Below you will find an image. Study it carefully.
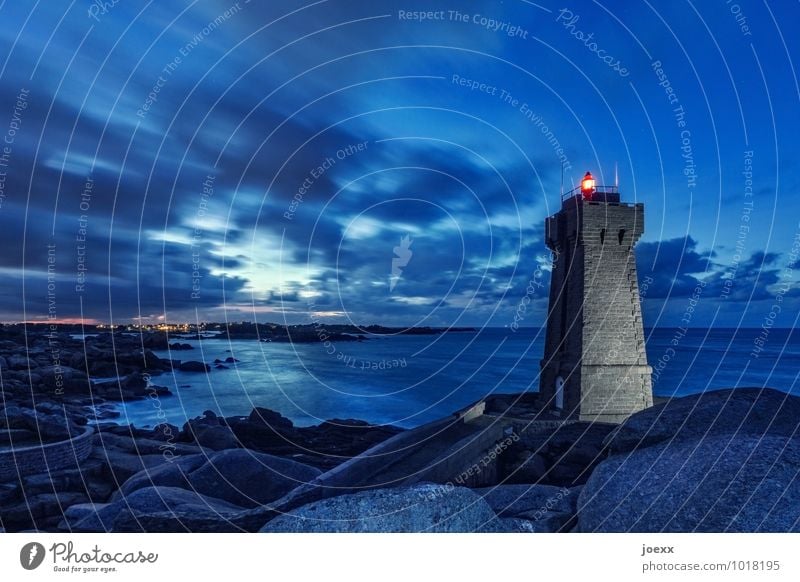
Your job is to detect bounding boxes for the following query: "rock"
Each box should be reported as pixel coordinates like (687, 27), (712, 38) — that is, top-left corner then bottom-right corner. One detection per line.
(0, 482), (19, 505)
(118, 449), (320, 509)
(37, 365), (90, 393)
(93, 447), (173, 484)
(248, 407), (294, 431)
(6, 354), (37, 370)
(192, 424), (238, 450)
(0, 492), (88, 525)
(169, 343), (193, 350)
(181, 411), (238, 450)
(72, 486), (243, 532)
(474, 484), (576, 518)
(142, 334), (169, 350)
(21, 459), (105, 496)
(505, 452), (547, 484)
(115, 455), (208, 500)
(61, 503), (114, 531)
(261, 483), (499, 533)
(186, 449), (321, 508)
(606, 388), (800, 454)
(0, 428), (38, 446)
(485, 516), (559, 532)
(224, 357), (239, 363)
(179, 361), (210, 372)
(578, 435), (800, 532)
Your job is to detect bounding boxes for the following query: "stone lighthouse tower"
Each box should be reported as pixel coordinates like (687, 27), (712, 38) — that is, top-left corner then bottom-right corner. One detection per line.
(539, 171), (653, 423)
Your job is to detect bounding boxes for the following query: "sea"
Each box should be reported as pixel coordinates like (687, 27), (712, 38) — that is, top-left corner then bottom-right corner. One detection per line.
(116, 327), (800, 430)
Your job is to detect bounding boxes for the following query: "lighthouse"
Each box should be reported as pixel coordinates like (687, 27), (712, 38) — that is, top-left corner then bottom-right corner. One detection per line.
(539, 171), (653, 423)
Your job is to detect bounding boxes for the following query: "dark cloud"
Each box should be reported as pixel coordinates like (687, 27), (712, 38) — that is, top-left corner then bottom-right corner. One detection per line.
(0, 0), (797, 326)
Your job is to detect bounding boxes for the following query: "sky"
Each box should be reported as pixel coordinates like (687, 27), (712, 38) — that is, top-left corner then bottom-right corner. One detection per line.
(0, 0), (798, 328)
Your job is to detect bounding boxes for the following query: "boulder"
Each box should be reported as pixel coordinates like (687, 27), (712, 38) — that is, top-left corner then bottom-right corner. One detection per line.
(504, 452), (547, 484)
(261, 483), (498, 533)
(0, 492), (88, 525)
(72, 486), (243, 532)
(474, 484), (577, 518)
(248, 407), (294, 432)
(606, 388), (800, 454)
(61, 502), (114, 531)
(193, 424), (238, 450)
(182, 411), (239, 450)
(37, 365), (90, 393)
(114, 454), (208, 501)
(185, 449), (321, 508)
(179, 361), (210, 372)
(93, 446), (173, 484)
(6, 354), (37, 370)
(578, 434), (800, 532)
(169, 343), (193, 350)
(118, 449), (320, 508)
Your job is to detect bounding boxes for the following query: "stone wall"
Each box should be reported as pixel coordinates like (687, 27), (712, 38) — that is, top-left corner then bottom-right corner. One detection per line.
(0, 425), (94, 480)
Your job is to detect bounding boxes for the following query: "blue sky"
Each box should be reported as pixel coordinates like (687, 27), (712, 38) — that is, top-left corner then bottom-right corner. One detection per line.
(0, 0), (797, 327)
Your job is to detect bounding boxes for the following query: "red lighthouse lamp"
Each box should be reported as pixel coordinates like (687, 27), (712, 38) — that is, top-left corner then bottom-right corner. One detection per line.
(580, 171), (596, 198)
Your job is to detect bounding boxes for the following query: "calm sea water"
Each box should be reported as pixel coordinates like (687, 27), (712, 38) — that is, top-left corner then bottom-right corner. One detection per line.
(118, 327), (800, 430)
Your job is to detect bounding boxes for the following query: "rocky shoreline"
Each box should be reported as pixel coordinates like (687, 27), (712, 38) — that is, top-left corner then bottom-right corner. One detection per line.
(1, 325), (799, 533)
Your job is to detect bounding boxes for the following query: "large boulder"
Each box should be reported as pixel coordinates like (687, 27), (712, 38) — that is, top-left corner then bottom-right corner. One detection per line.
(70, 486), (243, 532)
(179, 361), (210, 372)
(187, 449), (321, 508)
(578, 434), (800, 532)
(473, 484), (578, 532)
(193, 424), (238, 450)
(606, 388), (800, 454)
(474, 484), (577, 518)
(260, 483), (498, 533)
(114, 454), (207, 500)
(181, 410), (239, 450)
(118, 449), (321, 508)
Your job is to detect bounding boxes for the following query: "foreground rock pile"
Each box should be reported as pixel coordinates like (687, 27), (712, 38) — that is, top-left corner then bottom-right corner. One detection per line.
(3, 371), (799, 532)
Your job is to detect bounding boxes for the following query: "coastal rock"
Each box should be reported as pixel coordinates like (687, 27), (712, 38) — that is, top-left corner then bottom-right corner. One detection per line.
(61, 502), (114, 531)
(186, 449), (321, 508)
(474, 484), (577, 518)
(71, 486), (243, 532)
(169, 343), (193, 350)
(91, 445), (173, 484)
(178, 361), (210, 373)
(578, 434), (800, 532)
(37, 365), (90, 393)
(6, 354), (38, 370)
(605, 388), (800, 454)
(141, 334), (170, 350)
(118, 449), (320, 509)
(0, 492), (88, 525)
(248, 407), (294, 431)
(0, 405), (80, 440)
(504, 452), (547, 484)
(261, 483), (498, 533)
(192, 424), (238, 450)
(115, 454), (207, 500)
